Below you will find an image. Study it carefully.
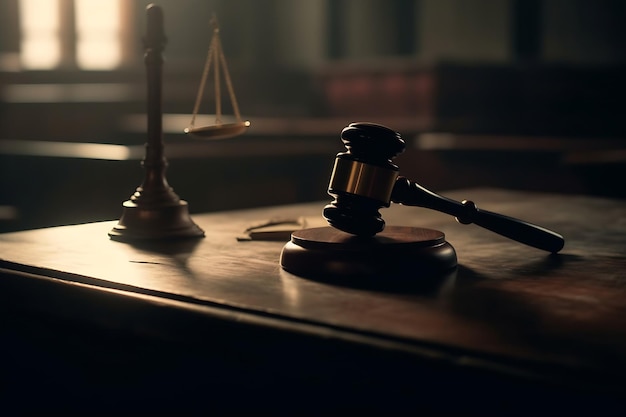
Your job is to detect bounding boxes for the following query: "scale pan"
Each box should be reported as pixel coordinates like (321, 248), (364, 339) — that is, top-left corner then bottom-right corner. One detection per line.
(184, 120), (250, 140)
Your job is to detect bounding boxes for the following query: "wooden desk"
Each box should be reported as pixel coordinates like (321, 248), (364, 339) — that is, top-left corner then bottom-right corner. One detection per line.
(1, 188), (625, 415)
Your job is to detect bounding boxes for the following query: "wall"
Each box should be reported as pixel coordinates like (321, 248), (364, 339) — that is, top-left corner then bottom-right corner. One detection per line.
(1, 0), (625, 232)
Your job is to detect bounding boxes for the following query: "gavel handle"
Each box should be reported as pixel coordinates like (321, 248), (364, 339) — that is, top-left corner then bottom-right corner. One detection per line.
(391, 177), (564, 253)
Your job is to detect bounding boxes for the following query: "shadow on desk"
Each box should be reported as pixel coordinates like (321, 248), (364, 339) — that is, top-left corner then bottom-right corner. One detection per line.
(1, 266), (624, 416)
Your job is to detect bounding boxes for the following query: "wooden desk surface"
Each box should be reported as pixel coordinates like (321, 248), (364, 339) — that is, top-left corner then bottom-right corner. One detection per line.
(1, 188), (625, 415)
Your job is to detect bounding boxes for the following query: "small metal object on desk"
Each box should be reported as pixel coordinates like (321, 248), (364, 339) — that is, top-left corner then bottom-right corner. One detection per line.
(237, 217), (308, 241)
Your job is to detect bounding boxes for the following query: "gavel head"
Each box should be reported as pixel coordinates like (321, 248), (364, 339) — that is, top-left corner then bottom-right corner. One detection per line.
(323, 122), (406, 236)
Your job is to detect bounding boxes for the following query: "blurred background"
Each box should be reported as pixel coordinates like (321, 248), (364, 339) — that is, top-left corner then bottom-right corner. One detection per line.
(1, 0), (625, 232)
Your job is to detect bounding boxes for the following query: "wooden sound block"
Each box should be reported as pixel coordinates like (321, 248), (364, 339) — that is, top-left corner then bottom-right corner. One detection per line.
(280, 226), (457, 291)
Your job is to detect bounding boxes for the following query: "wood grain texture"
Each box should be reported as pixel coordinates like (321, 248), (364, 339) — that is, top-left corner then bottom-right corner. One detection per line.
(1, 188), (625, 407)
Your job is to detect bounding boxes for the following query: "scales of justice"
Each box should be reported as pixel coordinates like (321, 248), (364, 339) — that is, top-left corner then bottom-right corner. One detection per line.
(109, 5), (248, 241)
(184, 13), (250, 139)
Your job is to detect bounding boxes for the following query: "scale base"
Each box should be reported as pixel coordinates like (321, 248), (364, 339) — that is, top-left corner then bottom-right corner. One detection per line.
(280, 226), (457, 291)
(108, 200), (205, 242)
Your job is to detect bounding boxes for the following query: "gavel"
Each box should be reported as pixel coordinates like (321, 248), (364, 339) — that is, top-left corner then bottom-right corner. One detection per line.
(322, 122), (564, 253)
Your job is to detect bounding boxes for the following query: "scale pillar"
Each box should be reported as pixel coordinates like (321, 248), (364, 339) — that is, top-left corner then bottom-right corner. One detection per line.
(109, 4), (204, 241)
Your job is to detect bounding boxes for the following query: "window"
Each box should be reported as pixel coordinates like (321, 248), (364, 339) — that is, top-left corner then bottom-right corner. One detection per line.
(74, 0), (122, 69)
(18, 0), (61, 69)
(18, 0), (125, 70)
